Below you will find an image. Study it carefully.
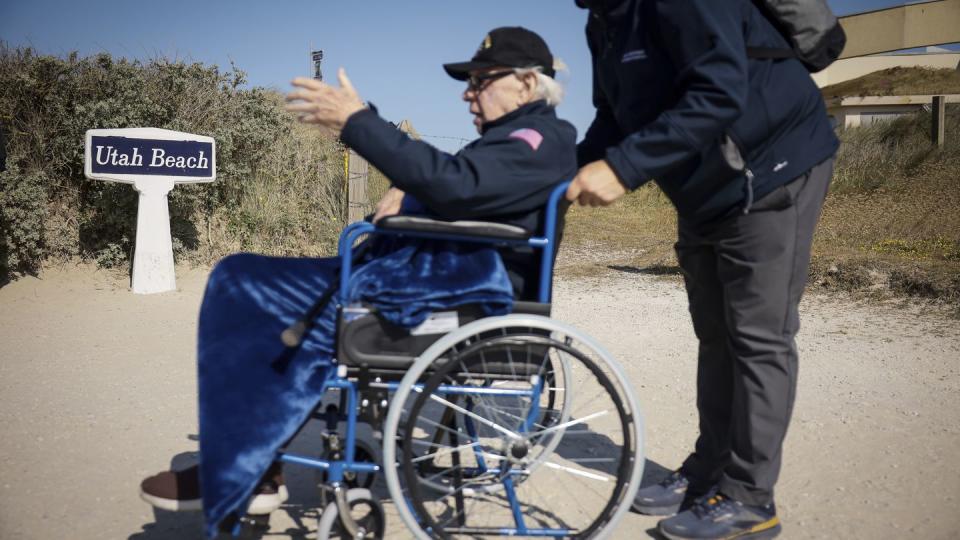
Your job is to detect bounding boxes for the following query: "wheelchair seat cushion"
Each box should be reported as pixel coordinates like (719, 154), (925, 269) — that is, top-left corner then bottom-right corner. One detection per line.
(337, 301), (551, 373)
(377, 215), (530, 240)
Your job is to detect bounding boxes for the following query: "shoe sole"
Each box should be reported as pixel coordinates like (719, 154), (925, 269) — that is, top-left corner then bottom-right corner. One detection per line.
(659, 522), (782, 540)
(631, 501), (681, 516)
(139, 490), (202, 512)
(246, 486), (289, 515)
(139, 485), (289, 515)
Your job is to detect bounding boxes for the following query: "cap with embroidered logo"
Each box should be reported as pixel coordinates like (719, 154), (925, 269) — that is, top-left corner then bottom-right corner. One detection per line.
(443, 26), (556, 81)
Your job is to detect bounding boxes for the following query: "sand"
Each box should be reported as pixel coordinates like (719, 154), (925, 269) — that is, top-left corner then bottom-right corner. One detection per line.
(1, 263), (958, 539)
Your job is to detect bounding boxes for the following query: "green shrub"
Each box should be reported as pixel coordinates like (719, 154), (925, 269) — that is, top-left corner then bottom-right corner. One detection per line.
(0, 46), (346, 281)
(0, 163), (48, 275)
(93, 240), (129, 269)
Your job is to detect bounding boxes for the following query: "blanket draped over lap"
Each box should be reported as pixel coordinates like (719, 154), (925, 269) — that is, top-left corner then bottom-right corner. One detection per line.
(196, 238), (514, 536)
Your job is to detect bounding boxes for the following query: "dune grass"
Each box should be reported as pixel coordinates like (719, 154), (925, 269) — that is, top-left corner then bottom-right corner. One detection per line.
(559, 107), (960, 305)
(820, 67), (960, 99)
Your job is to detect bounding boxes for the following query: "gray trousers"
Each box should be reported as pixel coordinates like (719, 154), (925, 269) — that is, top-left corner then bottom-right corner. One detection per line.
(677, 157), (834, 506)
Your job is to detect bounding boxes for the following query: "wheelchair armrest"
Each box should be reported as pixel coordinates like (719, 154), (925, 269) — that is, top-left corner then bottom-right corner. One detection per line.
(376, 215), (531, 241)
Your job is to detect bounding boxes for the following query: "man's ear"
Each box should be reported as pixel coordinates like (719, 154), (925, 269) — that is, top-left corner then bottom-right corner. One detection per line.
(521, 72), (539, 103)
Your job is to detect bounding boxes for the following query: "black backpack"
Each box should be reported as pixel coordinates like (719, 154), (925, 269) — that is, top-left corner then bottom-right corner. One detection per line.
(748, 0), (847, 73)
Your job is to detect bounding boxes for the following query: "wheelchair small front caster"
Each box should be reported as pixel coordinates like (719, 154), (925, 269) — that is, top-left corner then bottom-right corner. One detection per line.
(243, 513), (271, 530)
(316, 437), (378, 498)
(222, 512), (271, 537)
(316, 488), (385, 539)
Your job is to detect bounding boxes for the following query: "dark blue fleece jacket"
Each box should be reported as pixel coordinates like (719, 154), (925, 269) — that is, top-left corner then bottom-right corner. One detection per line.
(340, 99), (577, 297)
(577, 0), (838, 224)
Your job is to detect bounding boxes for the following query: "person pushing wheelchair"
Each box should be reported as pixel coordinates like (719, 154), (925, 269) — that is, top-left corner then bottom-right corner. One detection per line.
(567, 1), (841, 538)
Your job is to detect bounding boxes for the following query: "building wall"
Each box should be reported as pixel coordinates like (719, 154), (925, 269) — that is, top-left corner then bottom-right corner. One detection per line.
(813, 53), (960, 88)
(829, 104), (925, 129)
(837, 0), (960, 58)
(827, 95), (960, 129)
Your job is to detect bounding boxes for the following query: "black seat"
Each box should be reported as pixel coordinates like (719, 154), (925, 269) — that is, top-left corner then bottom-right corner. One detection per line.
(336, 301), (550, 375)
(376, 215), (530, 241)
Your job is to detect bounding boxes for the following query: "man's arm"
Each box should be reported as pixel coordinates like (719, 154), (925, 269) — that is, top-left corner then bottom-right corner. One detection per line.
(286, 68), (567, 220)
(603, 0), (749, 190)
(341, 109), (560, 221)
(576, 22), (623, 167)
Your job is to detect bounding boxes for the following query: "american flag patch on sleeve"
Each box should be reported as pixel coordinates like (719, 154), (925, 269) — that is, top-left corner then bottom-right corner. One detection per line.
(508, 128), (544, 151)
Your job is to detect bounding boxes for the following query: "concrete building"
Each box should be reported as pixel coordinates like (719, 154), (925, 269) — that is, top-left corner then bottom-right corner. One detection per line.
(825, 93), (959, 129)
(818, 64), (960, 129)
(812, 51), (960, 88)
(835, 0), (960, 59)
(813, 0), (960, 129)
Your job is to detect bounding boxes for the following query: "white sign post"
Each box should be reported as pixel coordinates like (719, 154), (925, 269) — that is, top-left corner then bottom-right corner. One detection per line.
(84, 128), (216, 294)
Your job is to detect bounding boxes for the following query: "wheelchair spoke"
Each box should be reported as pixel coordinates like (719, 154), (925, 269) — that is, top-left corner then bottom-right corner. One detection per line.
(411, 414), (463, 440)
(539, 461), (610, 482)
(469, 401), (561, 433)
(522, 409), (609, 439)
(426, 392), (521, 440)
(410, 440), (482, 464)
(469, 350), (525, 433)
(564, 457), (617, 463)
(429, 471), (498, 504)
(416, 463), (465, 488)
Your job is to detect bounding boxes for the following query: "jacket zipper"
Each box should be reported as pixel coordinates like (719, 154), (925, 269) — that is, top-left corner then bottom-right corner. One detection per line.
(742, 168), (755, 215)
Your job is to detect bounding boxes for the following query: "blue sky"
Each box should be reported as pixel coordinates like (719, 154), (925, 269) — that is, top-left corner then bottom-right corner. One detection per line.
(1, 1), (953, 151)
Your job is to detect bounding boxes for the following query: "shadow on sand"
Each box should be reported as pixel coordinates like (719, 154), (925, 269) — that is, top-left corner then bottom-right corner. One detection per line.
(607, 264), (682, 276)
(131, 414), (679, 538)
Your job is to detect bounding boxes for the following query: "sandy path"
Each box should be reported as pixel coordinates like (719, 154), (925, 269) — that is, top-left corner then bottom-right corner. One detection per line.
(0, 264), (958, 539)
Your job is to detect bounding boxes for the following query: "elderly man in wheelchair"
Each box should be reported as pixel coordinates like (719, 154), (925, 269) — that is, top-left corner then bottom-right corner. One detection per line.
(139, 27), (643, 538)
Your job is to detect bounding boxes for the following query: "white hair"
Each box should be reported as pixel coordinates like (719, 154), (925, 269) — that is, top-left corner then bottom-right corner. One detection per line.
(513, 59), (567, 106)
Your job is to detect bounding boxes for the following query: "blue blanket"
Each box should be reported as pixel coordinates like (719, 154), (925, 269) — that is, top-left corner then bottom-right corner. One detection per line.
(196, 239), (514, 536)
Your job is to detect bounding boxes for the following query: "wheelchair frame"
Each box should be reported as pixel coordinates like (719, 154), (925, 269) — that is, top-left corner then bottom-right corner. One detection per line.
(239, 182), (643, 539)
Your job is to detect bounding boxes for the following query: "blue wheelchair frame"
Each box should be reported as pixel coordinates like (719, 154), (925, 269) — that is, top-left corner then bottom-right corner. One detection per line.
(263, 181), (571, 537)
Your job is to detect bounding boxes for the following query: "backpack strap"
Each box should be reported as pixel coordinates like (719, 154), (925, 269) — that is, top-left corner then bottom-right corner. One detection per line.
(746, 46), (795, 60)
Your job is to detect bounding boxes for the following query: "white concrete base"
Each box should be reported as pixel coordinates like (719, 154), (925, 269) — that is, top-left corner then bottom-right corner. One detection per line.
(131, 179), (176, 294)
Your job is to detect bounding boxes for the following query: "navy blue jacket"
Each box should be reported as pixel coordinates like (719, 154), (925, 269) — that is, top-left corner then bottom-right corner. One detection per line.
(577, 0), (839, 224)
(341, 100), (578, 298)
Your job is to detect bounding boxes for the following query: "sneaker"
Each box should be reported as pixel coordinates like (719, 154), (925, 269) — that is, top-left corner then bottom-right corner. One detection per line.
(140, 465), (202, 512)
(246, 463), (288, 515)
(139, 463), (289, 514)
(632, 470), (690, 516)
(657, 493), (781, 540)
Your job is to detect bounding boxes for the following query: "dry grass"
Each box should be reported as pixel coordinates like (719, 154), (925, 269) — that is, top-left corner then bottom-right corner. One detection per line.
(186, 122), (347, 262)
(558, 183), (679, 278)
(820, 67), (960, 99)
(561, 107), (960, 306)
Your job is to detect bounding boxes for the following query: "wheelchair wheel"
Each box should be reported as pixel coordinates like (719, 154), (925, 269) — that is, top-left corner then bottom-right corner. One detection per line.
(383, 315), (644, 539)
(316, 488), (385, 540)
(403, 339), (572, 497)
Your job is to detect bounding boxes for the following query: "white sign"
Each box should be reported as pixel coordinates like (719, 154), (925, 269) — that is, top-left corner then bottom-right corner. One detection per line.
(84, 128), (216, 294)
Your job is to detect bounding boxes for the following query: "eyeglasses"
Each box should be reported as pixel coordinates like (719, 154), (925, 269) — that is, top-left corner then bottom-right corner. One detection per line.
(467, 70), (514, 92)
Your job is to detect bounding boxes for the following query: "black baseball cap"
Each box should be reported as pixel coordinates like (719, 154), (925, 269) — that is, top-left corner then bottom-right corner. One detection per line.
(443, 27), (556, 81)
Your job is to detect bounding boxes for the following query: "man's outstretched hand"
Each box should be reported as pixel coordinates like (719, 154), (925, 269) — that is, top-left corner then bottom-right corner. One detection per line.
(566, 160), (627, 207)
(285, 68), (366, 133)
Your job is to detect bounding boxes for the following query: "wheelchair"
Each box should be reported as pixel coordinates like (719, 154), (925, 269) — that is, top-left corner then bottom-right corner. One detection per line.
(248, 182), (645, 539)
